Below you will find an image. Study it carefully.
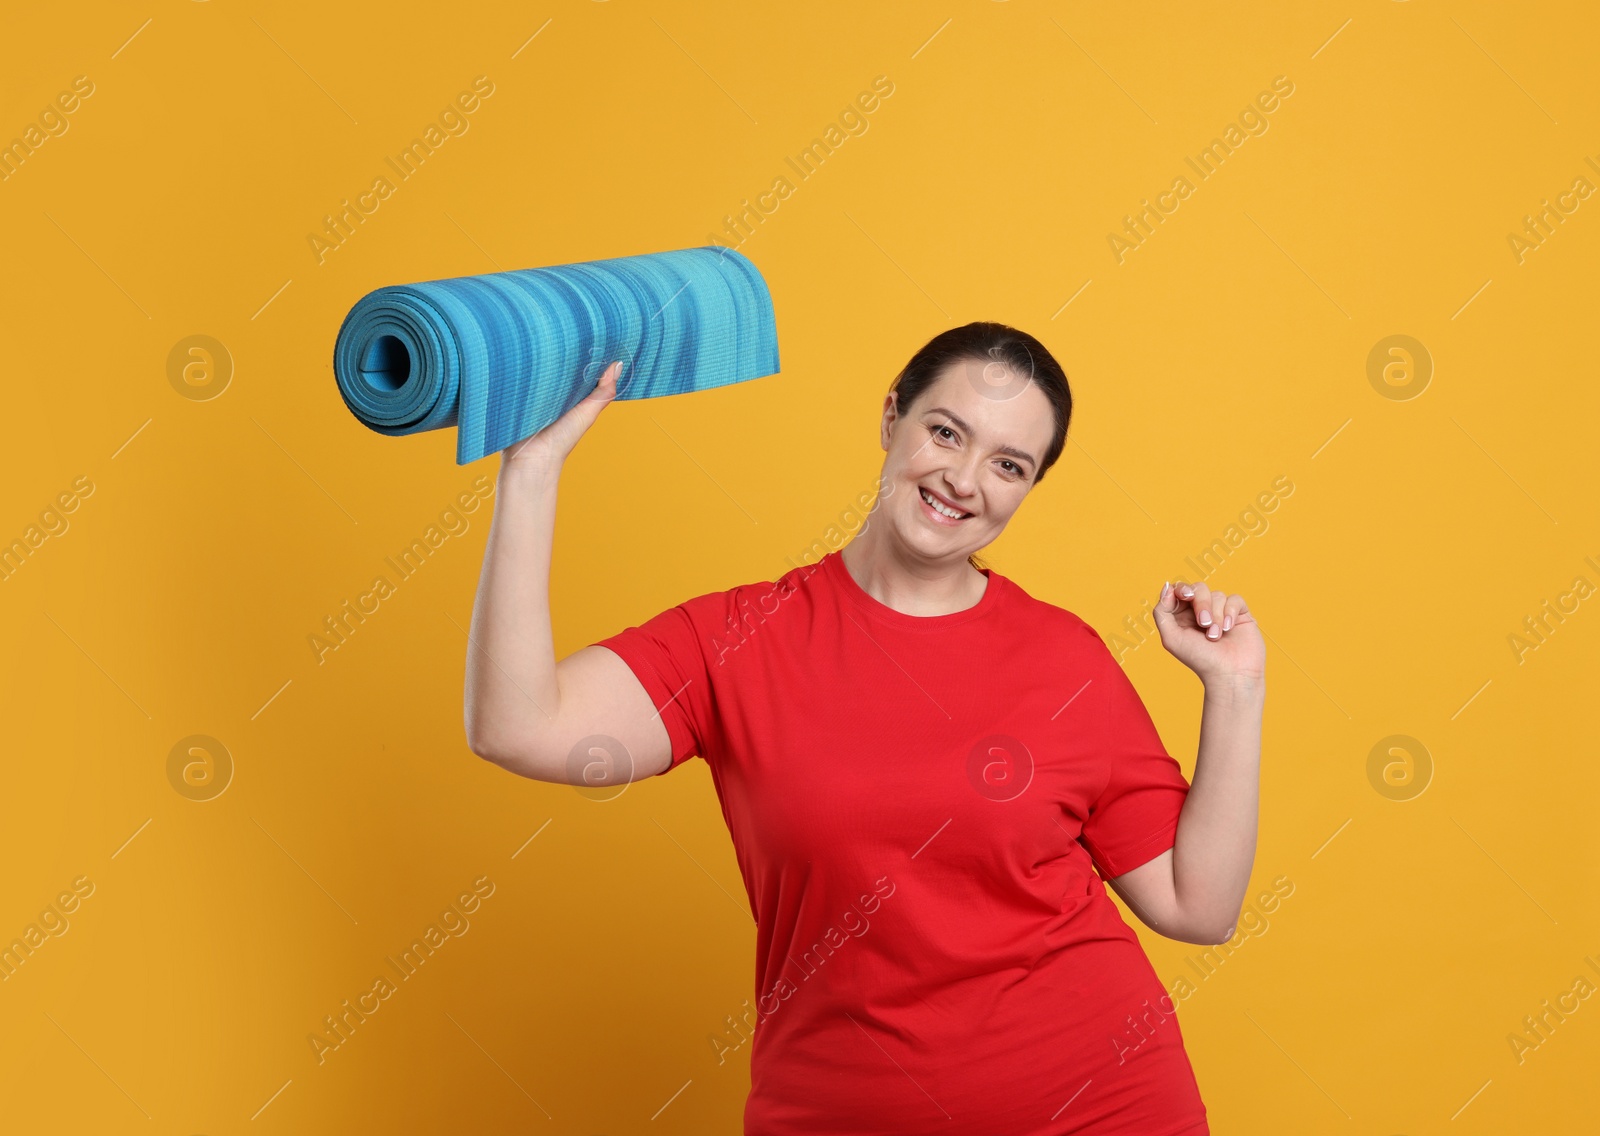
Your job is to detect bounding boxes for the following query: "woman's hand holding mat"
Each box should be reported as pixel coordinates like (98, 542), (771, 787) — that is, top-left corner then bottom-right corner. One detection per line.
(500, 360), (621, 482)
(464, 355), (674, 783)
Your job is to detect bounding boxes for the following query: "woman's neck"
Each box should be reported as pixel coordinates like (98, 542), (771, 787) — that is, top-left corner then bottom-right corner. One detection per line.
(838, 533), (988, 617)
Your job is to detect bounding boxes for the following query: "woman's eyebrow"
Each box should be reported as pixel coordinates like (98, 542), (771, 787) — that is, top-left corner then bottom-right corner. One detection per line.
(923, 407), (1038, 467)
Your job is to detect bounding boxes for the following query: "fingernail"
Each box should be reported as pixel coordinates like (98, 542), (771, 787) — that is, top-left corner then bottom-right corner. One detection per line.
(1198, 610), (1211, 627)
(1182, 586), (1194, 599)
(1223, 615), (1232, 631)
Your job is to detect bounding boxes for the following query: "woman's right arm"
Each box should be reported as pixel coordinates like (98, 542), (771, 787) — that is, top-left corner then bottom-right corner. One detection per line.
(463, 361), (673, 784)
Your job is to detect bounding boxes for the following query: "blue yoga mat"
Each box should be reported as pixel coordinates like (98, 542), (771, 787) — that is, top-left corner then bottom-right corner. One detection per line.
(332, 245), (779, 464)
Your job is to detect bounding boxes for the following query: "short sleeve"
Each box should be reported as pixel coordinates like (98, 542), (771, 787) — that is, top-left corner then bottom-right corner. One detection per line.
(591, 592), (723, 776)
(1075, 624), (1192, 880)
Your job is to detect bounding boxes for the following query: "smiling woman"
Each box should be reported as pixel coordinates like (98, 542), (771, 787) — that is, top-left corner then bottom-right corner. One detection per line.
(465, 320), (1260, 1135)
(871, 322), (1073, 575)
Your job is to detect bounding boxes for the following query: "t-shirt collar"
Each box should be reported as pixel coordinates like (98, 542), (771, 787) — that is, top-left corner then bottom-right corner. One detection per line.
(822, 547), (1005, 630)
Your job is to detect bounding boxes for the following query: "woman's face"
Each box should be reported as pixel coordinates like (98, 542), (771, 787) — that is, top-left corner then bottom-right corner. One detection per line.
(873, 357), (1057, 565)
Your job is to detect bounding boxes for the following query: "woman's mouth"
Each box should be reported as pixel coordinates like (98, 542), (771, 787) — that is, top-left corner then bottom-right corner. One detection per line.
(919, 487), (973, 524)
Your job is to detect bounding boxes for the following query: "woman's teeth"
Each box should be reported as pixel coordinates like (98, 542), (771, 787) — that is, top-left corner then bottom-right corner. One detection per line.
(921, 488), (970, 519)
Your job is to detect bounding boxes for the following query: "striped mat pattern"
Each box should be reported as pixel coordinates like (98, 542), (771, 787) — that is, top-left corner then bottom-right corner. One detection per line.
(332, 245), (780, 464)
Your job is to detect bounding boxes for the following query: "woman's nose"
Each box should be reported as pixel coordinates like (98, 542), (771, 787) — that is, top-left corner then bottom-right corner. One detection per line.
(947, 480), (975, 500)
(942, 463), (979, 498)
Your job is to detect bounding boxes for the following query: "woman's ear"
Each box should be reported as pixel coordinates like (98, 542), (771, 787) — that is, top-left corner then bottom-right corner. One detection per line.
(880, 390), (898, 451)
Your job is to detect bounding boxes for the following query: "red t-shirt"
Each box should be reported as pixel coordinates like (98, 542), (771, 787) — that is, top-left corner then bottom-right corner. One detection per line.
(594, 549), (1208, 1136)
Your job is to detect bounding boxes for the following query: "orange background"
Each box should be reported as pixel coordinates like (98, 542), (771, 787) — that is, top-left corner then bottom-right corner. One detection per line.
(1, 1), (1596, 1132)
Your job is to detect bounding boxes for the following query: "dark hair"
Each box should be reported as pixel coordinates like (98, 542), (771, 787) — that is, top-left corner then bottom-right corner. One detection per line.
(887, 322), (1073, 571)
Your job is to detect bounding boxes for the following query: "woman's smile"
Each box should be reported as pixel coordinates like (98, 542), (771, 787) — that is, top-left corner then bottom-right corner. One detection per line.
(918, 485), (974, 524)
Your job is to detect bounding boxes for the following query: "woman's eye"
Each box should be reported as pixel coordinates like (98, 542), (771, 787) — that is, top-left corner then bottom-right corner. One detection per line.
(927, 424), (1024, 478)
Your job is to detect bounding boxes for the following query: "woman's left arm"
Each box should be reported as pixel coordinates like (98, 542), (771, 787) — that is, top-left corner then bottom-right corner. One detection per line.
(1107, 580), (1266, 945)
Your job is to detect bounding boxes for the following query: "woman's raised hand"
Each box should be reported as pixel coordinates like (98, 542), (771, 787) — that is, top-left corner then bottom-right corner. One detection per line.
(500, 360), (623, 479)
(1152, 579), (1266, 686)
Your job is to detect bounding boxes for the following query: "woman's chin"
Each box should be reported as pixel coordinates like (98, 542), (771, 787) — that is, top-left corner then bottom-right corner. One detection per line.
(895, 516), (976, 559)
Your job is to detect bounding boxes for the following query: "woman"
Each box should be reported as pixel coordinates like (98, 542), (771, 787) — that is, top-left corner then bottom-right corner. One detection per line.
(464, 322), (1266, 1135)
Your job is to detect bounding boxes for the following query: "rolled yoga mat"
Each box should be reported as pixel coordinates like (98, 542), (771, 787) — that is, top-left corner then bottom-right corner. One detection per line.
(332, 245), (779, 464)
